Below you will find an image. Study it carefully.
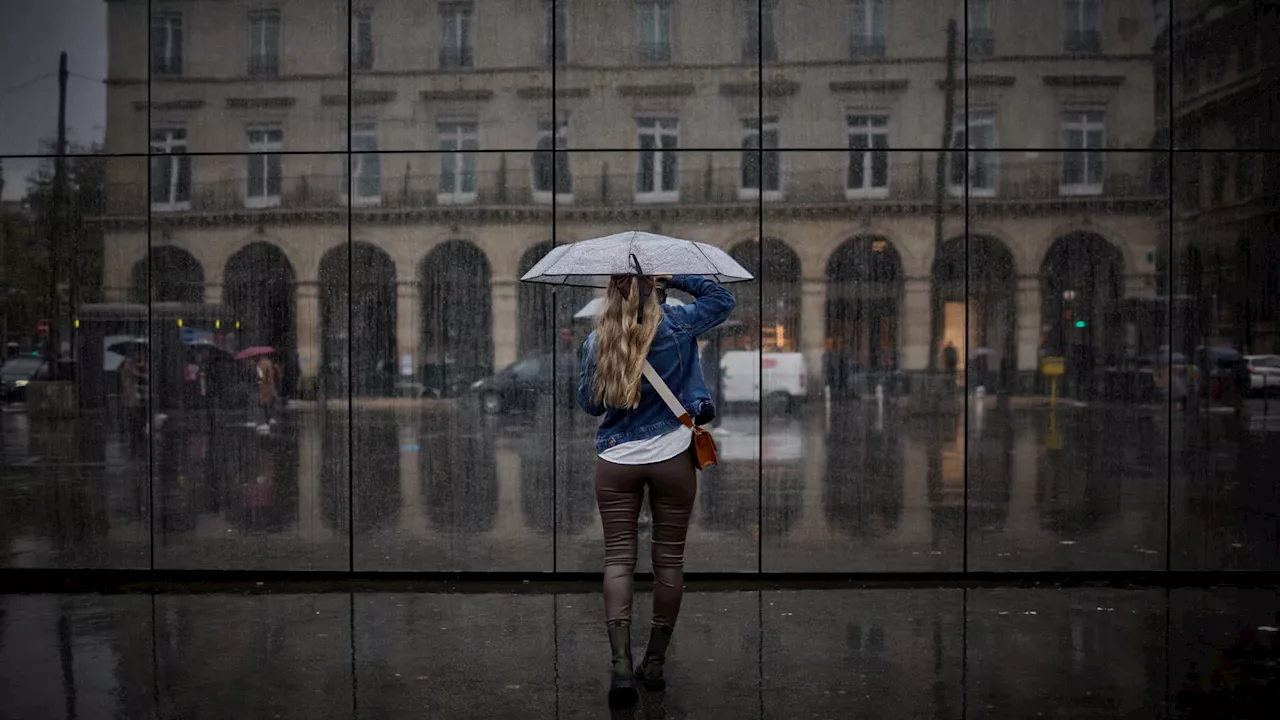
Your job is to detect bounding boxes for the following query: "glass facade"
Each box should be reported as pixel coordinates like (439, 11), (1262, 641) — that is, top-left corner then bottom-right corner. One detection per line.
(2, 0), (1277, 575)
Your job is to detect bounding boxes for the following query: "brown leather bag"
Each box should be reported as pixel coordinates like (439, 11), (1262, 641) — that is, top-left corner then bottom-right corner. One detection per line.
(642, 361), (719, 470)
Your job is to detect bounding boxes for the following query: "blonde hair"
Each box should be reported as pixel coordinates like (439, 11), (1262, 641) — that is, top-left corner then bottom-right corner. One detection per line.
(593, 278), (661, 409)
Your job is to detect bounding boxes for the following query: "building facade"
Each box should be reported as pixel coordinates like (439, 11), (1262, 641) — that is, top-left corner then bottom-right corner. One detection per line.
(99, 0), (1164, 397)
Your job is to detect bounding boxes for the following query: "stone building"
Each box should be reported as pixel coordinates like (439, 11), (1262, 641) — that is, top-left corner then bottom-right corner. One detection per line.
(97, 0), (1164, 397)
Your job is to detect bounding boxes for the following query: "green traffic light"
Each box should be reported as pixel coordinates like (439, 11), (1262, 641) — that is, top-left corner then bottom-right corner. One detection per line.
(1075, 320), (1087, 328)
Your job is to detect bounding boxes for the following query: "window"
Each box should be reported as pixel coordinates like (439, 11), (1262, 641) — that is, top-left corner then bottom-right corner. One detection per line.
(345, 123), (381, 205)
(744, 0), (777, 63)
(353, 10), (374, 71)
(248, 10), (281, 76)
(949, 112), (997, 196)
(150, 13), (184, 75)
(545, 1), (566, 66)
(636, 117), (679, 202)
(637, 0), (672, 64)
(849, 0), (885, 58)
(1064, 0), (1100, 54)
(1061, 110), (1105, 195)
(245, 126), (283, 208)
(440, 3), (474, 68)
(741, 117), (780, 199)
(150, 128), (190, 210)
(438, 122), (477, 203)
(967, 0), (993, 58)
(533, 120), (572, 201)
(847, 115), (889, 198)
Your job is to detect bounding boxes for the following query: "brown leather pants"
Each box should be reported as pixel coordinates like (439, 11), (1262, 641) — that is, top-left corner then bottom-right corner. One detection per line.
(594, 446), (697, 630)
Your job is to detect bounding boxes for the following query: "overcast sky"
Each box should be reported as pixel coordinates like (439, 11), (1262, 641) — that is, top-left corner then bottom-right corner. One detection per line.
(0, 0), (108, 200)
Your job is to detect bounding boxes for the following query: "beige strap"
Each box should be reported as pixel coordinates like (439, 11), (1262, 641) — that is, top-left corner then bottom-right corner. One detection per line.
(642, 361), (693, 428)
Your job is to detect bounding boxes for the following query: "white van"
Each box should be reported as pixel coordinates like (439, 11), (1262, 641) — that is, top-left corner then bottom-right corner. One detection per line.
(719, 351), (807, 413)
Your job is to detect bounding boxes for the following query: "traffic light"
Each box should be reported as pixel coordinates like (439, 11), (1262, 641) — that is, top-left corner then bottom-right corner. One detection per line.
(1074, 320), (1087, 328)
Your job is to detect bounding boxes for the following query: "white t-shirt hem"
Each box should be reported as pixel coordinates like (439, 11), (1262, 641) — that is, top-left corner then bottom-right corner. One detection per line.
(598, 426), (693, 465)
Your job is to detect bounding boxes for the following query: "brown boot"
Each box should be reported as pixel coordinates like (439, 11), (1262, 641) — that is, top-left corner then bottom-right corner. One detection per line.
(607, 624), (638, 708)
(634, 625), (674, 691)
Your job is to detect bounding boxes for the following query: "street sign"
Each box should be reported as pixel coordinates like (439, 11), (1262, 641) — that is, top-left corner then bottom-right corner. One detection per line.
(36, 319), (50, 337)
(1041, 356), (1065, 377)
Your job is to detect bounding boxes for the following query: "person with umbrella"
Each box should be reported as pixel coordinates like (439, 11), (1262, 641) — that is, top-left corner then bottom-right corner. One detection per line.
(236, 347), (279, 433)
(523, 232), (750, 708)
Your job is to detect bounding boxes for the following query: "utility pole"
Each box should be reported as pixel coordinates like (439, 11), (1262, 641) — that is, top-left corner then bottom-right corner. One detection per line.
(47, 51), (68, 372)
(928, 20), (958, 374)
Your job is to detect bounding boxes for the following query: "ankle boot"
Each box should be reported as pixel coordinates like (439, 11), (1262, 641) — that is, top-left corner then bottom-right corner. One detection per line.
(634, 625), (674, 691)
(606, 624), (638, 708)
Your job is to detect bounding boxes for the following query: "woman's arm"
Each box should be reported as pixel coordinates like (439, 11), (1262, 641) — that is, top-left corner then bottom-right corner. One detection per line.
(577, 334), (606, 416)
(664, 274), (736, 336)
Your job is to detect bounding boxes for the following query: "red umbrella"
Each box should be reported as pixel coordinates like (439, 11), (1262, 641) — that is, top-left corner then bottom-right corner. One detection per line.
(234, 346), (275, 361)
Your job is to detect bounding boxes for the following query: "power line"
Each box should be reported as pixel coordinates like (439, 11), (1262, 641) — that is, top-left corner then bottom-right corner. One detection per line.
(0, 73), (55, 98)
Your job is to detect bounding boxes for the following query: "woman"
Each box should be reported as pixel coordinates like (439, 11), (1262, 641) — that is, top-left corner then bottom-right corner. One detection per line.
(577, 272), (734, 707)
(255, 355), (279, 433)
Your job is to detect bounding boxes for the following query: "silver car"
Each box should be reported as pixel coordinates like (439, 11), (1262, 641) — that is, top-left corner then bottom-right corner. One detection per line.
(1243, 355), (1280, 394)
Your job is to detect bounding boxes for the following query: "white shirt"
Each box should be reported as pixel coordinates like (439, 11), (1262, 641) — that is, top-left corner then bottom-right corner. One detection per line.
(599, 425), (693, 465)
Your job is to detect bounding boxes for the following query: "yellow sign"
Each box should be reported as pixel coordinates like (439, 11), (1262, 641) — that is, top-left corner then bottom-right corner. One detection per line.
(1041, 356), (1065, 377)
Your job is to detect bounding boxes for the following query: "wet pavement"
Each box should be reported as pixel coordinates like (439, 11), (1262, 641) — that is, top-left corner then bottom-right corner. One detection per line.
(1, 585), (1276, 719)
(2, 399), (1279, 573)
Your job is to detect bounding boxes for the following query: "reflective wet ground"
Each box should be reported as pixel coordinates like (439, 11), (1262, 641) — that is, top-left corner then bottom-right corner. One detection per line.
(3, 399), (1279, 573)
(1, 585), (1276, 719)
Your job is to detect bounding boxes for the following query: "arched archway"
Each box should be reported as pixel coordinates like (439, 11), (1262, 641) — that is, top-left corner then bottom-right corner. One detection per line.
(319, 243), (397, 397)
(516, 242), (595, 357)
(1039, 233), (1124, 362)
(225, 242), (298, 395)
(727, 238), (801, 351)
(420, 240), (492, 395)
(931, 235), (1016, 378)
(826, 236), (903, 381)
(129, 246), (204, 304)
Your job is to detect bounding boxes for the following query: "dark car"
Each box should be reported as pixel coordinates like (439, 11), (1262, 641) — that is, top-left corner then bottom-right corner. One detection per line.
(469, 352), (578, 415)
(0, 357), (74, 403)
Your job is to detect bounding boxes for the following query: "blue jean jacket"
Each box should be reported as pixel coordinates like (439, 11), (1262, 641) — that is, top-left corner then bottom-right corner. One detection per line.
(578, 275), (736, 454)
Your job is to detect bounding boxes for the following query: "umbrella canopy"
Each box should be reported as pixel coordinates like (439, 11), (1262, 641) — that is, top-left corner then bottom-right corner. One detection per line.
(573, 295), (685, 319)
(234, 346), (275, 361)
(107, 338), (148, 357)
(520, 231), (754, 288)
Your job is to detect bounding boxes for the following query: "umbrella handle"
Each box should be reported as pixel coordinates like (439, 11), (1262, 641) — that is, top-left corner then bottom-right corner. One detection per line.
(630, 253), (645, 324)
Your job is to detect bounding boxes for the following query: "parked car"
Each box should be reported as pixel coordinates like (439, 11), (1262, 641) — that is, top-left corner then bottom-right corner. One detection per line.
(719, 351), (807, 413)
(0, 357), (74, 403)
(469, 352), (577, 415)
(1244, 354), (1280, 395)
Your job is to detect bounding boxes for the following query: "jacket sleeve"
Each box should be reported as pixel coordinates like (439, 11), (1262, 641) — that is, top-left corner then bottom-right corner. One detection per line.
(577, 334), (606, 416)
(665, 274), (736, 336)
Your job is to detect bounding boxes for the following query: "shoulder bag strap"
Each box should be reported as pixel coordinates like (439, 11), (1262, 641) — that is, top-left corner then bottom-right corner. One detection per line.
(642, 361), (694, 429)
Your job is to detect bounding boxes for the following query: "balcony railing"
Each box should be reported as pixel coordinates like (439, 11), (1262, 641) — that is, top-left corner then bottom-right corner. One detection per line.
(103, 156), (1163, 218)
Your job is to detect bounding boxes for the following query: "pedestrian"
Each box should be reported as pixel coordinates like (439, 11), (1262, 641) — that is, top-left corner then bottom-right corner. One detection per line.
(577, 272), (735, 708)
(255, 355), (279, 433)
(943, 340), (959, 388)
(120, 348), (148, 453)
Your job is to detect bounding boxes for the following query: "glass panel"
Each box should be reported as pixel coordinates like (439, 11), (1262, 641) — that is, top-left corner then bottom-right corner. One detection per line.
(0, 156), (149, 569)
(354, 0), (547, 152)
(556, 1), (756, 150)
(147, 0), (346, 154)
(0, 0), (145, 157)
(966, 151), (1168, 571)
(556, 150), (758, 573)
(770, 1), (951, 150)
(987, 0), (1168, 148)
(1170, 152), (1280, 570)
(150, 153), (346, 570)
(762, 151), (960, 572)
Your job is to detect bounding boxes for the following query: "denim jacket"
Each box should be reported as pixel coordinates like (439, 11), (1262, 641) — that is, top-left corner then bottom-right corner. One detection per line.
(578, 274), (736, 454)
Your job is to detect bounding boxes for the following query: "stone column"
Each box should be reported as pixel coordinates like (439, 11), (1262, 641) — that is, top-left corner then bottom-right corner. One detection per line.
(800, 278), (826, 395)
(204, 283), (223, 306)
(295, 281), (322, 397)
(1014, 276), (1041, 373)
(1125, 273), (1157, 300)
(900, 277), (931, 371)
(491, 279), (518, 371)
(396, 280), (421, 381)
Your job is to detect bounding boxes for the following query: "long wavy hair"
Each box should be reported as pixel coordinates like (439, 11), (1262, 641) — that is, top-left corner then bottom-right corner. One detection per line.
(594, 275), (661, 409)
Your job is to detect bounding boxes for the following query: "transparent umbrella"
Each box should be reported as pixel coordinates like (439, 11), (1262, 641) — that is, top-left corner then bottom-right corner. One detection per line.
(573, 295), (685, 319)
(519, 231), (754, 288)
